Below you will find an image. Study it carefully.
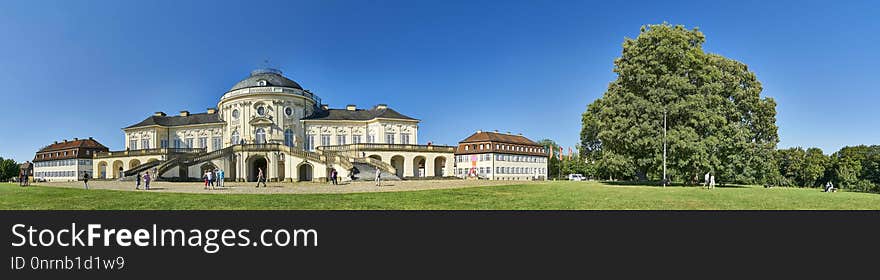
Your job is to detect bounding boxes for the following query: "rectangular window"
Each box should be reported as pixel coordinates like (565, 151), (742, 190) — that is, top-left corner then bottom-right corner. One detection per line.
(401, 133), (410, 145)
(353, 135), (362, 144)
(386, 134), (395, 144)
(160, 139), (169, 148)
(129, 139), (137, 150)
(321, 134), (331, 147)
(141, 138), (150, 149)
(337, 135), (346, 146)
(367, 135), (375, 143)
(212, 137), (222, 151)
(174, 139), (181, 149)
(185, 138), (194, 149)
(199, 137), (208, 149)
(305, 134), (315, 151)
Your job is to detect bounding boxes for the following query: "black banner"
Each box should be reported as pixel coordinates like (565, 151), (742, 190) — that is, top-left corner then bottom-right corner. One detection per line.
(1, 211), (878, 278)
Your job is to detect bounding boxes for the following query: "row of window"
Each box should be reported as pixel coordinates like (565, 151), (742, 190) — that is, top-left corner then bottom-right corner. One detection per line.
(36, 150), (93, 159)
(455, 154), (547, 163)
(35, 171), (83, 178)
(462, 143), (545, 153)
(34, 159), (92, 167)
(456, 154), (492, 162)
(454, 167), (547, 175)
(496, 154), (546, 163)
(230, 105), (296, 121)
(132, 130), (414, 151)
(304, 133), (410, 151)
(162, 137), (224, 151)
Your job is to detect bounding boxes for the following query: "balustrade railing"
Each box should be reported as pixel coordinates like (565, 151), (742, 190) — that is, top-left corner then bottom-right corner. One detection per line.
(318, 143), (455, 153)
(94, 148), (205, 158)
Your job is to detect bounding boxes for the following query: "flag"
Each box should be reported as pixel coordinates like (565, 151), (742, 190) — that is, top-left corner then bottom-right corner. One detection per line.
(558, 146), (563, 161)
(549, 146), (553, 159)
(568, 147), (573, 160)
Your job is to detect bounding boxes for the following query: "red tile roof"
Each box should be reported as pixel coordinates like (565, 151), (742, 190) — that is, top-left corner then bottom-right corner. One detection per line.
(36, 138), (108, 153)
(459, 131), (540, 146)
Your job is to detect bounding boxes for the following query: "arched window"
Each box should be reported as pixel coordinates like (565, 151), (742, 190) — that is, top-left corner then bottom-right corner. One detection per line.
(284, 129), (294, 147)
(231, 130), (240, 145)
(255, 128), (266, 144)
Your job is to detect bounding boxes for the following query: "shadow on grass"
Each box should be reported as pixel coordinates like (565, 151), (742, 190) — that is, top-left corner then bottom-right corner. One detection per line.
(598, 180), (753, 188)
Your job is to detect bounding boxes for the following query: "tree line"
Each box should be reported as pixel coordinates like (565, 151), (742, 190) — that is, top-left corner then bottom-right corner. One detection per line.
(773, 146), (880, 192)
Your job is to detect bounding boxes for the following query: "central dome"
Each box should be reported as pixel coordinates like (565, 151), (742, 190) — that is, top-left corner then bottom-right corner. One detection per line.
(228, 68), (303, 92)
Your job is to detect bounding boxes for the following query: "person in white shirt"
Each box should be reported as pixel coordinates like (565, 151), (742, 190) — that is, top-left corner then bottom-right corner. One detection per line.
(704, 172), (710, 188)
(375, 169), (381, 186)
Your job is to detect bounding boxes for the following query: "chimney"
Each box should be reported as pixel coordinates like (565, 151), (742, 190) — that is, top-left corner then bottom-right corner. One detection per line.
(476, 130), (482, 134)
(154, 112), (166, 117)
(375, 104), (388, 110)
(320, 104), (329, 110)
(346, 104), (356, 111)
(207, 108), (216, 114)
(494, 129), (499, 133)
(518, 133), (522, 136)
(88, 136), (93, 140)
(63, 139), (68, 143)
(180, 110), (190, 117)
(54, 141), (58, 144)
(74, 137), (79, 141)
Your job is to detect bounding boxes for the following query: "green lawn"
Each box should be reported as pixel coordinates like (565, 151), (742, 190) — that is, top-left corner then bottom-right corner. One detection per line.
(1, 182), (879, 210)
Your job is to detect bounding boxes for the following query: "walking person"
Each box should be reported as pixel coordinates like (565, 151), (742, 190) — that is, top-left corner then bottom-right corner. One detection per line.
(255, 168), (266, 188)
(136, 172), (141, 190)
(208, 169), (215, 189)
(82, 171), (90, 190)
(330, 168), (338, 185)
(143, 171), (151, 190)
(204, 171), (209, 190)
(704, 172), (710, 189)
(375, 169), (381, 186)
(709, 175), (716, 189)
(18, 171), (24, 187)
(217, 169), (224, 188)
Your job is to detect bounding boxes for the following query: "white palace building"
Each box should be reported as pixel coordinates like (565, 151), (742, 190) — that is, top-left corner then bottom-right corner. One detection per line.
(92, 68), (455, 182)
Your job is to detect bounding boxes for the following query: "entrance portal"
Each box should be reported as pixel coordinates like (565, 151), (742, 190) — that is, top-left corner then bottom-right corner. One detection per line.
(249, 157), (268, 182)
(298, 163), (313, 182)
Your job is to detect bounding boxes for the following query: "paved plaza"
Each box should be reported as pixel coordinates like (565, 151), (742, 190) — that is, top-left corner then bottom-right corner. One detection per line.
(41, 179), (541, 194)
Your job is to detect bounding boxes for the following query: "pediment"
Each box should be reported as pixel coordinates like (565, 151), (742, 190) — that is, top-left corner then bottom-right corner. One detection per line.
(249, 116), (275, 126)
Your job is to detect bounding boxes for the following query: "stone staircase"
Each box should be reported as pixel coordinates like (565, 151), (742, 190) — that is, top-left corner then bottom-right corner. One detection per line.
(122, 160), (163, 178)
(349, 162), (400, 181)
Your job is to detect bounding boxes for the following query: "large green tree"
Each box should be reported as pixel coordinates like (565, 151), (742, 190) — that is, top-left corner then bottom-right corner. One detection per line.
(581, 23), (778, 184)
(0, 157), (20, 182)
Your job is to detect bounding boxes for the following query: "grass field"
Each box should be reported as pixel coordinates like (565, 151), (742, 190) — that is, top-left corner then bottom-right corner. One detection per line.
(2, 181), (879, 210)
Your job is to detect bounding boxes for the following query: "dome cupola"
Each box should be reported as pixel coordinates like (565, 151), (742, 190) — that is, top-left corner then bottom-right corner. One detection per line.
(228, 68), (303, 92)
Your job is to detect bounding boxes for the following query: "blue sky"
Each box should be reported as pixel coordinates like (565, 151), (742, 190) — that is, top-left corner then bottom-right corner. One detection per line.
(1, 0), (878, 162)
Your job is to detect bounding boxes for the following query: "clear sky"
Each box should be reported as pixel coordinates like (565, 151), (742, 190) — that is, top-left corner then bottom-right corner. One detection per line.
(0, 0), (878, 162)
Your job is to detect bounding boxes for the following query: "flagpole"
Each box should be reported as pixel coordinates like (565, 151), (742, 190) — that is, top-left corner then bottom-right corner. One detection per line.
(663, 109), (667, 187)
